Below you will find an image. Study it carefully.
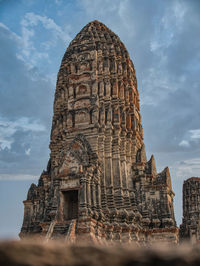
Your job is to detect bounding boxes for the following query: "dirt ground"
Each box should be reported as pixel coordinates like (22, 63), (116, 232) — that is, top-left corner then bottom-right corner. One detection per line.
(0, 240), (200, 266)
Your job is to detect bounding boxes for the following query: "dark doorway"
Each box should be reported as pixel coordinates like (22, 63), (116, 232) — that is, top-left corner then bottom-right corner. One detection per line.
(62, 190), (78, 220)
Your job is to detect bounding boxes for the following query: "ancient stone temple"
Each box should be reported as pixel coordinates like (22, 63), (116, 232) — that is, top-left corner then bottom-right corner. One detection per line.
(20, 20), (178, 244)
(180, 177), (200, 243)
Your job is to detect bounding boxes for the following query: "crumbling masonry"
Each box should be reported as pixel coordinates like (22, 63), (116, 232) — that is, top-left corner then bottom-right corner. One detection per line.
(20, 21), (179, 244)
(180, 177), (200, 243)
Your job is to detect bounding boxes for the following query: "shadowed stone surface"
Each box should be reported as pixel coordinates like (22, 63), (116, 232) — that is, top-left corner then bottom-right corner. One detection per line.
(20, 20), (178, 244)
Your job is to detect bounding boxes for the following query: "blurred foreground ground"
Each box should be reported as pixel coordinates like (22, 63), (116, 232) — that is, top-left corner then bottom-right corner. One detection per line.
(0, 240), (200, 266)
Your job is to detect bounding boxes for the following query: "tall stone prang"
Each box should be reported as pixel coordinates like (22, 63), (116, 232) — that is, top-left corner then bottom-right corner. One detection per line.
(180, 177), (200, 243)
(20, 21), (178, 244)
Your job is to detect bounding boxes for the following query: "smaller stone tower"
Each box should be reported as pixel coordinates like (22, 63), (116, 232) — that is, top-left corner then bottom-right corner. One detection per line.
(180, 177), (200, 243)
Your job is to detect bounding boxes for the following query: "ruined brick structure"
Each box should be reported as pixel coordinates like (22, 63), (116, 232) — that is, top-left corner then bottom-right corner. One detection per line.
(180, 177), (200, 243)
(20, 21), (178, 244)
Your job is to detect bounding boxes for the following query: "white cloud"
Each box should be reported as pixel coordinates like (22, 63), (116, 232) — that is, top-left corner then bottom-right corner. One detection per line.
(0, 117), (45, 150)
(171, 157), (200, 179)
(18, 12), (72, 75)
(0, 174), (37, 180)
(0, 117), (45, 132)
(189, 129), (200, 140)
(0, 12), (71, 73)
(173, 0), (187, 26)
(0, 139), (13, 150)
(117, 0), (135, 34)
(21, 26), (35, 57)
(179, 140), (190, 148)
(150, 0), (187, 54)
(25, 148), (31, 155)
(178, 129), (200, 149)
(0, 22), (21, 43)
(0, 22), (10, 31)
(21, 12), (70, 43)
(140, 64), (177, 106)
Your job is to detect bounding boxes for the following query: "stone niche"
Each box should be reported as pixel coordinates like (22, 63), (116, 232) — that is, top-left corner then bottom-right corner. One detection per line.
(75, 109), (90, 127)
(76, 84), (90, 98)
(79, 61), (91, 72)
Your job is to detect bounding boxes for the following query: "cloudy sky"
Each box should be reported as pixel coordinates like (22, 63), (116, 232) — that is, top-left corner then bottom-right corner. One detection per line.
(0, 0), (199, 238)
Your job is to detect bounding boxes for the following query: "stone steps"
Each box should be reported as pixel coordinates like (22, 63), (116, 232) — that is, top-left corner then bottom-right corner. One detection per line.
(51, 223), (70, 240)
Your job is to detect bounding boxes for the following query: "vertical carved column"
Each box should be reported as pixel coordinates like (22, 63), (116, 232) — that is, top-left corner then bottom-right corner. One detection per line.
(86, 176), (91, 211)
(100, 104), (105, 127)
(121, 224), (131, 243)
(112, 124), (123, 208)
(91, 180), (97, 211)
(130, 226), (139, 243)
(96, 180), (101, 211)
(119, 80), (124, 99)
(50, 179), (60, 220)
(21, 200), (33, 233)
(121, 129), (128, 191)
(98, 130), (107, 209)
(98, 80), (104, 97)
(80, 176), (87, 209)
(120, 108), (131, 209)
(104, 108), (114, 208)
(113, 222), (122, 243)
(106, 223), (114, 242)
